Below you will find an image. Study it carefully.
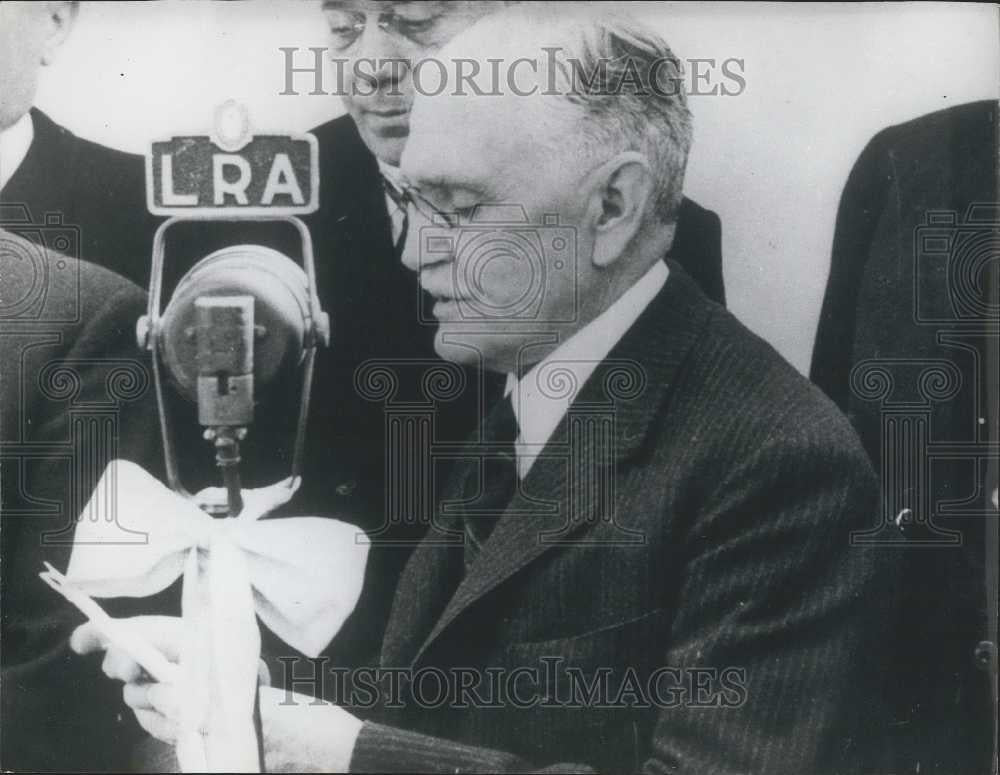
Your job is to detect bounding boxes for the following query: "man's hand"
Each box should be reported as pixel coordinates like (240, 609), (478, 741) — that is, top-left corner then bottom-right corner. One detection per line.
(70, 615), (186, 742)
(70, 616), (361, 771)
(258, 687), (363, 773)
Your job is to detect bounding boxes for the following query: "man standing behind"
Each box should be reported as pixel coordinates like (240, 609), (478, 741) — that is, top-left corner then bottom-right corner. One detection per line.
(81, 6), (897, 773)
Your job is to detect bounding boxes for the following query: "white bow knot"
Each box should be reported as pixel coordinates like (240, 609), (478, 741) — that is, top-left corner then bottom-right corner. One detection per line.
(66, 460), (369, 658)
(62, 460), (369, 773)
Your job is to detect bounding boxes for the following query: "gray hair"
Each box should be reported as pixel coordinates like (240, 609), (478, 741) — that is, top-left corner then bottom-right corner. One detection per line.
(507, 4), (693, 224)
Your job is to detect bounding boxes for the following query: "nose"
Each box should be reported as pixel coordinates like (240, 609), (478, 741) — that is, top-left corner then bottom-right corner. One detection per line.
(399, 226), (421, 273)
(398, 210), (453, 277)
(353, 24), (410, 92)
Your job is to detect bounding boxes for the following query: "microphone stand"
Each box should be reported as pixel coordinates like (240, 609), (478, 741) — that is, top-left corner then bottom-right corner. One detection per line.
(204, 426), (246, 517)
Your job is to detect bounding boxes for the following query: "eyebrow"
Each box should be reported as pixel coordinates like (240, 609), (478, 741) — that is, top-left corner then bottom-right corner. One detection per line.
(418, 178), (491, 206)
(415, 168), (491, 195)
(321, 0), (368, 11)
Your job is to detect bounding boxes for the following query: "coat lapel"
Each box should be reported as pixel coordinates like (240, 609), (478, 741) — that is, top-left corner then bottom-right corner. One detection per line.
(405, 265), (713, 667)
(378, 507), (466, 667)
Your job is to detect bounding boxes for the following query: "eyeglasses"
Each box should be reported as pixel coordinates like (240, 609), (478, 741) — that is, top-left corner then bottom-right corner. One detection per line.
(393, 177), (465, 229)
(323, 4), (448, 50)
(390, 152), (616, 232)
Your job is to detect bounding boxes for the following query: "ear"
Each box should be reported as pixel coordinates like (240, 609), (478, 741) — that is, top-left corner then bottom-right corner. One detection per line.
(40, 2), (78, 67)
(585, 152), (656, 269)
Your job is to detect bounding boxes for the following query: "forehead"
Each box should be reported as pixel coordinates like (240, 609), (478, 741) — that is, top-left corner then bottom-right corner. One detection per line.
(403, 90), (540, 191)
(402, 44), (578, 189)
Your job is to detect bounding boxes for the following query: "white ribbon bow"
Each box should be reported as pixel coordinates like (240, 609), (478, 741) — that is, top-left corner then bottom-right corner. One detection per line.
(64, 459), (370, 772)
(67, 459), (368, 658)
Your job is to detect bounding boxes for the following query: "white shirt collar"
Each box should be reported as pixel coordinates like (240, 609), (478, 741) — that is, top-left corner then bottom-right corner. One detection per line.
(505, 259), (669, 479)
(377, 159), (403, 190)
(0, 112), (34, 192)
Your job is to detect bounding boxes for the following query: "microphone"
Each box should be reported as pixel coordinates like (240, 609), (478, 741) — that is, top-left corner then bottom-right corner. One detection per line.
(193, 294), (254, 514)
(194, 295), (255, 428)
(139, 238), (330, 516)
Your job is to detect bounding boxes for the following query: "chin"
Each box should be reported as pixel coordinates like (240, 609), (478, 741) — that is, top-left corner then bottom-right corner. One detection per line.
(359, 128), (407, 167)
(433, 329), (496, 372)
(433, 334), (477, 366)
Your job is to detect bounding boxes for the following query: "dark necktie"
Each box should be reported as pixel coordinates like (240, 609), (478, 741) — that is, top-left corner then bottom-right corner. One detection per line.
(383, 176), (410, 258)
(461, 393), (519, 568)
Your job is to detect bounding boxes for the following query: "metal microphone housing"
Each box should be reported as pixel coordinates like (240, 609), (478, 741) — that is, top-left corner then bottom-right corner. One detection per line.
(158, 244), (312, 405)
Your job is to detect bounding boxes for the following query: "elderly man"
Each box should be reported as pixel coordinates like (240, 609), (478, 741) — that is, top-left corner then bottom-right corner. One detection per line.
(199, 0), (730, 682)
(294, 0), (726, 664)
(76, 6), (895, 773)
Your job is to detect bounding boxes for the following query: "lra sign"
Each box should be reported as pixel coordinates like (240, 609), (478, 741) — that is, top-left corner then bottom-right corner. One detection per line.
(146, 101), (319, 216)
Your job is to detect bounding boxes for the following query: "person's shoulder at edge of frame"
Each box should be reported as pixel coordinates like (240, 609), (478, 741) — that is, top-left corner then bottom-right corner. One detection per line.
(866, 99), (997, 157)
(29, 107), (147, 185)
(0, 226), (147, 318)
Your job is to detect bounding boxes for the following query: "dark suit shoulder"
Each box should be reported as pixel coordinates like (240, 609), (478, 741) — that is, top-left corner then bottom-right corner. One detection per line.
(837, 101), (997, 201)
(307, 114), (383, 220)
(309, 114), (376, 175)
(0, 226), (144, 325)
(872, 99), (996, 152)
(6, 110), (153, 284)
(674, 281), (866, 461)
(30, 108), (146, 187)
(75, 251), (148, 325)
(669, 196), (725, 306)
(66, 131), (146, 193)
(309, 113), (360, 147)
(677, 196), (720, 226)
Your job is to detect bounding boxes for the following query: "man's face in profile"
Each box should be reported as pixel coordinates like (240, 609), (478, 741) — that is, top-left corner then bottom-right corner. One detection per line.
(399, 66), (596, 374)
(322, 0), (497, 166)
(0, 3), (57, 130)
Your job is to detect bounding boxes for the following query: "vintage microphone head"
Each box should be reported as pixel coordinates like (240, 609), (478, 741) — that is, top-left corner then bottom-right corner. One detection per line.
(157, 244), (313, 403)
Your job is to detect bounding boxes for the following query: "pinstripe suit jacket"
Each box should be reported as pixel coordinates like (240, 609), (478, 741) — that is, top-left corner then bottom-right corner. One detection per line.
(347, 265), (899, 774)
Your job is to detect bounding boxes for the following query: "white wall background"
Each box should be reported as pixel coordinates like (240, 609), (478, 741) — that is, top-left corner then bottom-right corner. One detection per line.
(35, 1), (999, 374)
